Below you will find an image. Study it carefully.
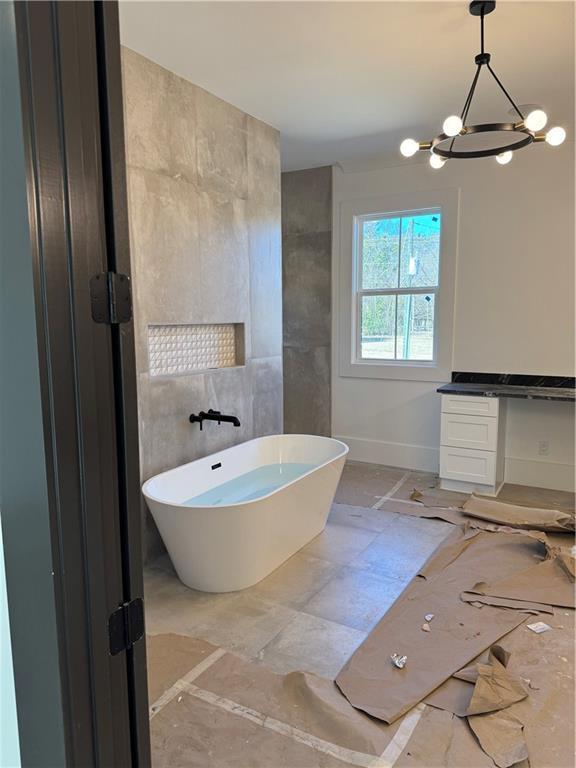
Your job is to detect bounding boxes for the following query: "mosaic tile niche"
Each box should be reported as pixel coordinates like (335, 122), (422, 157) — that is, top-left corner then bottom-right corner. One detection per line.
(148, 323), (245, 376)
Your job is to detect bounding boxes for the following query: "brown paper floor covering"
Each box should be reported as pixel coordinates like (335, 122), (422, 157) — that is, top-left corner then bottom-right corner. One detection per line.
(147, 464), (574, 767)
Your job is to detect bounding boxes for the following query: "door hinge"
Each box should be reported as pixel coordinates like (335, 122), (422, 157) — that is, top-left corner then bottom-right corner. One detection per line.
(108, 598), (144, 655)
(90, 271), (132, 324)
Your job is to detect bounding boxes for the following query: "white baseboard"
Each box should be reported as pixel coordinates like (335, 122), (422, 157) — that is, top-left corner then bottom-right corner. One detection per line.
(335, 435), (575, 492)
(504, 457), (575, 492)
(333, 435), (439, 473)
(440, 477), (504, 497)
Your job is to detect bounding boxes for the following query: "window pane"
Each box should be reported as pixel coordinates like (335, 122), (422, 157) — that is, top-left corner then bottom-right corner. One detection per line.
(396, 293), (435, 360)
(399, 213), (441, 288)
(361, 295), (396, 359)
(361, 218), (400, 289)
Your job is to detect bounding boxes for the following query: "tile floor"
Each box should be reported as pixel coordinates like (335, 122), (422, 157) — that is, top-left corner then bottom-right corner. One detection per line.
(144, 461), (574, 679)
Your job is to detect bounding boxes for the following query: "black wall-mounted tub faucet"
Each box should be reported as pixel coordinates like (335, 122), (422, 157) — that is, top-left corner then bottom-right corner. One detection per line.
(189, 409), (241, 431)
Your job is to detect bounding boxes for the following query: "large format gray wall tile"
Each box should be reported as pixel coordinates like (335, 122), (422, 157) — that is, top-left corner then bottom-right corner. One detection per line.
(247, 117), (282, 359)
(282, 166), (332, 236)
(283, 346), (331, 436)
(127, 170), (202, 320)
(126, 168), (202, 374)
(247, 116), (281, 207)
(123, 48), (282, 561)
(248, 204), (282, 359)
(122, 48), (197, 185)
(281, 167), (332, 436)
(283, 231), (332, 347)
(197, 191), (251, 329)
(250, 357), (283, 437)
(138, 372), (206, 480)
(196, 87), (248, 199)
(203, 366), (255, 452)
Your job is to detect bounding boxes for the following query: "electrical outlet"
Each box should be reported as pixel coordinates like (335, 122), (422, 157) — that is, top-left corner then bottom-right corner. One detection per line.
(538, 440), (550, 456)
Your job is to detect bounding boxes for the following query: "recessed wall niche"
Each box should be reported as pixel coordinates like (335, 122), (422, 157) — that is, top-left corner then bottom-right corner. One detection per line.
(148, 323), (245, 377)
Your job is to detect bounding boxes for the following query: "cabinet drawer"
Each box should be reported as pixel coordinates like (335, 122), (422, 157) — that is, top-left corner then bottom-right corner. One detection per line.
(441, 394), (499, 418)
(441, 412), (498, 451)
(439, 446), (496, 485)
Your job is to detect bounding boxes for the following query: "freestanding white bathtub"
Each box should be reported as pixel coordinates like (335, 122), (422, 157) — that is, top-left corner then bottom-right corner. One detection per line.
(142, 434), (348, 592)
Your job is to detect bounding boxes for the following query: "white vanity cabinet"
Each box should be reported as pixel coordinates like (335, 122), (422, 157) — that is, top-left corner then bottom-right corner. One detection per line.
(439, 395), (506, 496)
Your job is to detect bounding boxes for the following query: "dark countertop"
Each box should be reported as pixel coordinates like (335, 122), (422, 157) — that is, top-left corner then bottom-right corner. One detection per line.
(437, 382), (575, 402)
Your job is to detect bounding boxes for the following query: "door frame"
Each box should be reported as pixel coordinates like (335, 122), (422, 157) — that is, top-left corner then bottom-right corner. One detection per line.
(14, 1), (150, 764)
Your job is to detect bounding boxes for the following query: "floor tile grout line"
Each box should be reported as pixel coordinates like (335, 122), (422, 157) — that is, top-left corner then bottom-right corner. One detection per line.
(255, 605), (367, 669)
(256, 545), (415, 637)
(251, 602), (313, 663)
(197, 522), (435, 644)
(149, 647), (227, 718)
(179, 681), (424, 768)
(296, 603), (371, 636)
(372, 471), (412, 509)
(374, 703), (426, 767)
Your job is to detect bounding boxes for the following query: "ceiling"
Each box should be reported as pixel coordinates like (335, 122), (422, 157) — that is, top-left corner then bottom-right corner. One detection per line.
(119, 1), (575, 171)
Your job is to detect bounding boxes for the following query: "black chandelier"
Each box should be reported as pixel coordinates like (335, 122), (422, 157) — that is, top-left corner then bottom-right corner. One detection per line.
(400, 1), (567, 168)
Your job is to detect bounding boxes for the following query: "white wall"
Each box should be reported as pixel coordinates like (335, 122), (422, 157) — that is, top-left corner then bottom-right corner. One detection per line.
(332, 144), (575, 491)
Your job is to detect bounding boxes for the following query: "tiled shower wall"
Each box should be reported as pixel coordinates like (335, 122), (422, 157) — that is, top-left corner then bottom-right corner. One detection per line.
(122, 48), (283, 561)
(281, 167), (332, 436)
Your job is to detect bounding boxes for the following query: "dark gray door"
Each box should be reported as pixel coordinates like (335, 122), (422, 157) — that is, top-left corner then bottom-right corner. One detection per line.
(6, 1), (150, 764)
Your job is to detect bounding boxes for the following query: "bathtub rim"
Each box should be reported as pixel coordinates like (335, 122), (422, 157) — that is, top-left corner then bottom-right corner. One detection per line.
(141, 434), (349, 509)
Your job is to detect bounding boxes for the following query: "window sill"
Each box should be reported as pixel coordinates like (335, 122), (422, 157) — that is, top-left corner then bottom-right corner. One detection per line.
(339, 357), (450, 383)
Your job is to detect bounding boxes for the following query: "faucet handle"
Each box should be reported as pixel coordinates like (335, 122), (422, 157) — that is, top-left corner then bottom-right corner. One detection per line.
(189, 412), (203, 431)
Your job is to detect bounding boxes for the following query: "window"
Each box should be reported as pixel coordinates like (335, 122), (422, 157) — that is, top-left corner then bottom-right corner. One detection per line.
(337, 189), (458, 382)
(356, 211), (441, 363)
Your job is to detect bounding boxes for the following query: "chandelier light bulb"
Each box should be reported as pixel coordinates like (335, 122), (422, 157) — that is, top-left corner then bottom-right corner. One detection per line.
(524, 109), (548, 132)
(400, 138), (420, 157)
(443, 115), (463, 137)
(545, 126), (566, 146)
(496, 151), (513, 165)
(429, 154), (446, 169)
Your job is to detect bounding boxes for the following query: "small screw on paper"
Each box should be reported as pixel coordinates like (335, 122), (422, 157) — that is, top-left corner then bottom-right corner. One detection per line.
(391, 653), (408, 669)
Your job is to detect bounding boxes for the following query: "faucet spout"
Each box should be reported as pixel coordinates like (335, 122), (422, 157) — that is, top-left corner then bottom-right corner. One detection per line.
(189, 409), (241, 431)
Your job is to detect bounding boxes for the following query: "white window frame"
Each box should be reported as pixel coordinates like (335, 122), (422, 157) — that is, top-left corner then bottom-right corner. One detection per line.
(338, 189), (459, 382)
(355, 208), (441, 365)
